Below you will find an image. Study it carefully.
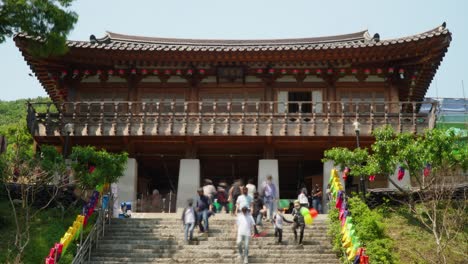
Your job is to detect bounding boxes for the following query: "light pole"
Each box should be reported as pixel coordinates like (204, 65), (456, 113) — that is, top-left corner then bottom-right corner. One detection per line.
(353, 121), (365, 195)
(63, 123), (74, 158)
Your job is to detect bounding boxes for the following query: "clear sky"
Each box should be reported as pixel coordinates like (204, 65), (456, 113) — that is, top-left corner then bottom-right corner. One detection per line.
(1, 0), (467, 101)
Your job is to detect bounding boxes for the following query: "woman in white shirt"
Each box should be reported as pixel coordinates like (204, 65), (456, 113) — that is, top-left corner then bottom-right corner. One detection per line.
(298, 189), (309, 208)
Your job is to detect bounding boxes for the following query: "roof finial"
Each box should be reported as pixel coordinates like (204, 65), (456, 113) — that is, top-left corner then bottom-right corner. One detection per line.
(440, 22), (446, 30)
(90, 34), (97, 44)
(373, 33), (380, 42)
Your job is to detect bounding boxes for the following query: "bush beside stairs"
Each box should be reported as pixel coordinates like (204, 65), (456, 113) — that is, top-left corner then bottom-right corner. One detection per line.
(85, 213), (340, 264)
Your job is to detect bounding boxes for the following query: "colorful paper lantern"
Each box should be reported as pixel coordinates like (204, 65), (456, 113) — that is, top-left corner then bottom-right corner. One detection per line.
(397, 167), (405, 181)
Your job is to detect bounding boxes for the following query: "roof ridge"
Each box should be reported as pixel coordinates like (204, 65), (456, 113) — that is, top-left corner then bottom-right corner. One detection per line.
(103, 30), (369, 46)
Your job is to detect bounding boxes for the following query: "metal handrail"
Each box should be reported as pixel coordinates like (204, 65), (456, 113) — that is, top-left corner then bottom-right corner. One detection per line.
(71, 193), (113, 264)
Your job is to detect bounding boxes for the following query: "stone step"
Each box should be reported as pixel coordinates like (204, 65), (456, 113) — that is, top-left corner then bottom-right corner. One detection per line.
(88, 256), (339, 264)
(86, 214), (338, 264)
(96, 243), (333, 251)
(87, 259), (339, 264)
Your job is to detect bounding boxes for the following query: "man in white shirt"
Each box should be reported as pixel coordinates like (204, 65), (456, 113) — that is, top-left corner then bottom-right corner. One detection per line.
(236, 206), (255, 264)
(235, 186), (253, 215)
(245, 178), (256, 199)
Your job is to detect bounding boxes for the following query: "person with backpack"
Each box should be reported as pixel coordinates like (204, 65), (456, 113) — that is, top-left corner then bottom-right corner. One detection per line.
(196, 188), (212, 233)
(216, 183), (229, 213)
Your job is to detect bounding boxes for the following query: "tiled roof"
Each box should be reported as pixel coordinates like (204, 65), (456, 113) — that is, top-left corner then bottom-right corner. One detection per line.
(14, 24), (450, 53)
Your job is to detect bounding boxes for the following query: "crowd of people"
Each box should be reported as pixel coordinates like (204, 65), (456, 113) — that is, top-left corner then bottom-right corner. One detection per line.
(180, 176), (325, 264)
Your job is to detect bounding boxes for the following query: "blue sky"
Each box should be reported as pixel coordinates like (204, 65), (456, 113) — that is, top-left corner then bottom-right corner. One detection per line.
(1, 0), (467, 100)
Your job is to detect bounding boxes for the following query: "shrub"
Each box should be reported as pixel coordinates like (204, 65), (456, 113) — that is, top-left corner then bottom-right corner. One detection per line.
(328, 196), (397, 263)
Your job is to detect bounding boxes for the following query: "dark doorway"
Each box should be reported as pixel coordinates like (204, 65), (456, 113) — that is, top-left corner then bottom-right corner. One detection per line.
(137, 156), (180, 212)
(288, 92), (312, 113)
(200, 156), (258, 187)
(278, 158), (322, 199)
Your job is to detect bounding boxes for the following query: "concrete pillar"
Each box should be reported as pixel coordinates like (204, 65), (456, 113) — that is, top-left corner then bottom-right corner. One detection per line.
(258, 159), (279, 197)
(388, 166), (411, 190)
(176, 159), (200, 212)
(116, 158), (138, 211)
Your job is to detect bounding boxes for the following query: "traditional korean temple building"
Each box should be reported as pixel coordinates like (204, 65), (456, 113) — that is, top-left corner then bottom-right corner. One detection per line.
(15, 23), (451, 210)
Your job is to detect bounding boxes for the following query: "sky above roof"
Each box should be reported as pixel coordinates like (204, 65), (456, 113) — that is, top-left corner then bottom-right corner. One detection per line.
(1, 0), (467, 100)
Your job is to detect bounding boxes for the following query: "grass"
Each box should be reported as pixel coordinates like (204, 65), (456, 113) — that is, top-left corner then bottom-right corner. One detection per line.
(0, 199), (84, 264)
(382, 206), (467, 264)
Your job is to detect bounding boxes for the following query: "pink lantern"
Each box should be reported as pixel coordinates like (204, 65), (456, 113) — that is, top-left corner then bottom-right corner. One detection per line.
(304, 69), (311, 75)
(152, 69), (159, 75)
(316, 69), (322, 75)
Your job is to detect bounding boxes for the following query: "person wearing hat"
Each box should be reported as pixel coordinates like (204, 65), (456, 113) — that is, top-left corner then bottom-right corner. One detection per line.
(291, 200), (305, 245)
(181, 199), (196, 243)
(196, 188), (212, 233)
(203, 178), (217, 202)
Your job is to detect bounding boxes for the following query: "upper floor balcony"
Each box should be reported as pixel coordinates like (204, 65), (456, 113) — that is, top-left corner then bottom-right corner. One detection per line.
(27, 101), (437, 137)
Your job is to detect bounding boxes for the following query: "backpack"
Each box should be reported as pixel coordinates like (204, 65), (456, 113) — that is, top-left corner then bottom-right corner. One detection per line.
(217, 190), (227, 203)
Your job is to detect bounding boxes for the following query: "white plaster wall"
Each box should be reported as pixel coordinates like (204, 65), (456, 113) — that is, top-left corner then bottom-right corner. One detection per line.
(258, 159), (280, 198)
(116, 158), (138, 211)
(176, 159), (200, 212)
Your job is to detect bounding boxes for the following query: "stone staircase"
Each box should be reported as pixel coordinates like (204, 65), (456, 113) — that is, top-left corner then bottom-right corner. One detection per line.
(86, 213), (340, 264)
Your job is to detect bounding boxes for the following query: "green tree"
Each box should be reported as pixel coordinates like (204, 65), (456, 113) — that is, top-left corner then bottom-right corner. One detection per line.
(323, 126), (468, 263)
(69, 146), (128, 190)
(0, 0), (77, 56)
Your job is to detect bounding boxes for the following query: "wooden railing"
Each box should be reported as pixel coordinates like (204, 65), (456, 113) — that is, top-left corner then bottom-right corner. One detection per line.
(26, 101), (438, 137)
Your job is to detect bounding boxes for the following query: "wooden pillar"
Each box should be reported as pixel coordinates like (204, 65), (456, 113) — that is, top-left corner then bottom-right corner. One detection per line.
(185, 139), (198, 159)
(263, 138), (275, 159)
(188, 84), (199, 112)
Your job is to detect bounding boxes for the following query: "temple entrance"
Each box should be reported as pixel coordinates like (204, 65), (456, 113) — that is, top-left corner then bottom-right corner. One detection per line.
(278, 158), (323, 199)
(200, 155), (259, 187)
(137, 156), (180, 212)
